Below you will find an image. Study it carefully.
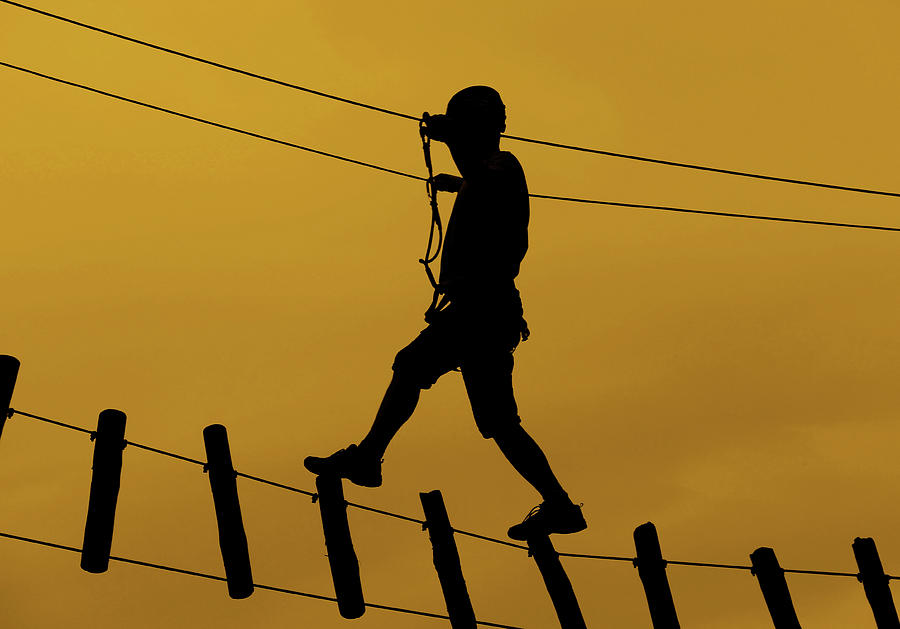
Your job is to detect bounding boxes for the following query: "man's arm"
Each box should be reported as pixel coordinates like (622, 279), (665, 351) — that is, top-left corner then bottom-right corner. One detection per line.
(432, 173), (463, 193)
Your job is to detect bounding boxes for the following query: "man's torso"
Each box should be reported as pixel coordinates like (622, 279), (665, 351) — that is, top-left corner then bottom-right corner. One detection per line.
(438, 150), (530, 307)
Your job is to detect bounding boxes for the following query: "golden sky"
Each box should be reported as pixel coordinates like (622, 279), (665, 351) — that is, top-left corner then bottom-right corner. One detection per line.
(2, 1), (899, 627)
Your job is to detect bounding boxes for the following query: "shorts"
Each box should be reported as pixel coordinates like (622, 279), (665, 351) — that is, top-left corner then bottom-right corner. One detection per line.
(392, 298), (524, 439)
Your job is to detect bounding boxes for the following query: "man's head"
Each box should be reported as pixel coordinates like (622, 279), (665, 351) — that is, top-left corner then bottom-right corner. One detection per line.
(427, 86), (505, 172)
(445, 86), (506, 138)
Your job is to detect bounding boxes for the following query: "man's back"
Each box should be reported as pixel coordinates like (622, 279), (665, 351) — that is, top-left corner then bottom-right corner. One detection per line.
(439, 150), (529, 301)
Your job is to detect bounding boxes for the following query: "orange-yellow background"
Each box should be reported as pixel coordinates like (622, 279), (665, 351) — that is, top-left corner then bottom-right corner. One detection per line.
(2, 1), (899, 627)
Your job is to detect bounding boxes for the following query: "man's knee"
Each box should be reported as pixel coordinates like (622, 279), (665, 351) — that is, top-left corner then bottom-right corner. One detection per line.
(392, 350), (439, 390)
(389, 366), (425, 390)
(479, 413), (523, 441)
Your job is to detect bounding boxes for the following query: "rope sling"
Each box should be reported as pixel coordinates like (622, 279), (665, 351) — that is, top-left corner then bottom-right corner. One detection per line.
(418, 115), (451, 323)
(416, 114), (529, 340)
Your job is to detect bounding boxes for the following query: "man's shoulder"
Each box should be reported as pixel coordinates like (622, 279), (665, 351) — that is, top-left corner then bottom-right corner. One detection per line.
(484, 151), (526, 191)
(487, 150), (523, 173)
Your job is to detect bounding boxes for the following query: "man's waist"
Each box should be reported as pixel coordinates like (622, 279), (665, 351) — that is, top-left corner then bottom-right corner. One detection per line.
(442, 281), (522, 309)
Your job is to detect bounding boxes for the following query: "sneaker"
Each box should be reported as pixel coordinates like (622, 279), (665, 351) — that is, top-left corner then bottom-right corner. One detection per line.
(303, 444), (382, 487)
(507, 500), (587, 540)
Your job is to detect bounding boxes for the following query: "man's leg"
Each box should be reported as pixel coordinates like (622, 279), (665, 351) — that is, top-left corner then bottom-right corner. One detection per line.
(356, 323), (459, 460)
(462, 353), (586, 539)
(462, 355), (569, 502)
(304, 322), (457, 486)
(357, 372), (421, 461)
(303, 372), (421, 486)
(492, 422), (586, 539)
(492, 423), (569, 504)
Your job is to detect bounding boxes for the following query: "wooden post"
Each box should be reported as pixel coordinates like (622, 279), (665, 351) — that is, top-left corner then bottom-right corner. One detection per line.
(0, 355), (20, 442)
(750, 547), (802, 629)
(419, 490), (476, 629)
(81, 409), (127, 573)
(634, 522), (680, 629)
(527, 534), (587, 629)
(203, 424), (254, 599)
(315, 474), (365, 619)
(852, 537), (900, 629)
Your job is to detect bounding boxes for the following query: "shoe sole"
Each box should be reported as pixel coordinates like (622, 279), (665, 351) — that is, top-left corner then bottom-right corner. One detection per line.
(508, 517), (588, 541)
(303, 458), (382, 488)
(551, 520), (588, 535)
(347, 475), (382, 488)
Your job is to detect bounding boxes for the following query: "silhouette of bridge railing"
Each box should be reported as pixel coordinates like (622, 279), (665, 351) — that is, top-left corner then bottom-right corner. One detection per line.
(2, 354), (899, 629)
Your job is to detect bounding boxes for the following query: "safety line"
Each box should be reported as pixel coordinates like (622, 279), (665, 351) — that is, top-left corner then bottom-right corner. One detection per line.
(3, 0), (898, 198)
(0, 531), (522, 627)
(0, 61), (425, 182)
(504, 134), (900, 198)
(0, 0), (419, 122)
(528, 194), (900, 233)
(2, 61), (898, 234)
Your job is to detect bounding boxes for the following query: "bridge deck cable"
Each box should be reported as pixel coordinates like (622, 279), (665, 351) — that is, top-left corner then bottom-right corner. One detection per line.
(234, 471), (316, 499)
(556, 551), (633, 562)
(452, 528), (529, 551)
(6, 408), (898, 582)
(666, 559), (752, 571)
(1, 61), (898, 234)
(9, 408), (94, 436)
(782, 567), (861, 578)
(126, 441), (205, 467)
(2, 0), (898, 199)
(0, 531), (522, 628)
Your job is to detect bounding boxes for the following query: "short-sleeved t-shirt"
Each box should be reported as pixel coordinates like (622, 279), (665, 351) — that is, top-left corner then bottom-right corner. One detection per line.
(438, 150), (529, 304)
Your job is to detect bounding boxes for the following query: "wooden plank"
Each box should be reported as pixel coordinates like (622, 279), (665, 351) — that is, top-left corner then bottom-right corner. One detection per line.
(81, 409), (127, 573)
(420, 490), (476, 629)
(0, 355), (20, 442)
(853, 537), (900, 629)
(634, 522), (680, 629)
(527, 534), (587, 629)
(750, 547), (802, 628)
(203, 423), (254, 599)
(315, 474), (365, 618)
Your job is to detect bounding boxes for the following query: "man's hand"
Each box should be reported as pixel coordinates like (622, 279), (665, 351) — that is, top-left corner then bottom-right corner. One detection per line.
(432, 173), (463, 193)
(422, 113), (454, 143)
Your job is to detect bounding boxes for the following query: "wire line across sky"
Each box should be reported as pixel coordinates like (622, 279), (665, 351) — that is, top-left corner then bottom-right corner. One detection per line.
(8, 407), (895, 582)
(2, 0), (899, 198)
(1, 61), (898, 234)
(0, 531), (523, 628)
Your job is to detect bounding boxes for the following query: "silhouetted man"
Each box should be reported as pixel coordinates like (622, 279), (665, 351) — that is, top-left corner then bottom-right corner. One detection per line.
(304, 86), (585, 540)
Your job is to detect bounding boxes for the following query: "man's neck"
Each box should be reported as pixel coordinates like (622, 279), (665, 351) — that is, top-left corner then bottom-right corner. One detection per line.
(452, 146), (501, 180)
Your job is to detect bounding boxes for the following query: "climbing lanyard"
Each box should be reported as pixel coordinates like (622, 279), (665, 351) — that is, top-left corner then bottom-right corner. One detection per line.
(418, 116), (449, 321)
(415, 114), (529, 340)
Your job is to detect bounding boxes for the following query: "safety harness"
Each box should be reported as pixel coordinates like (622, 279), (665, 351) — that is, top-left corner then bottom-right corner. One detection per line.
(416, 115), (530, 341)
(418, 115), (450, 323)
